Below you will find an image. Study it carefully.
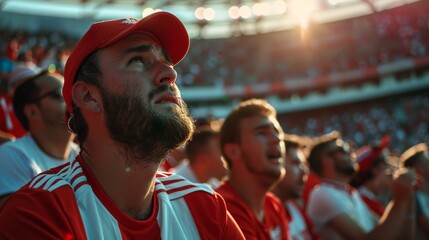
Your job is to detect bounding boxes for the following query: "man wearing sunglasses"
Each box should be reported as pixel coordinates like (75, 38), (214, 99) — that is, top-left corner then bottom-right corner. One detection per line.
(0, 69), (79, 207)
(306, 133), (417, 240)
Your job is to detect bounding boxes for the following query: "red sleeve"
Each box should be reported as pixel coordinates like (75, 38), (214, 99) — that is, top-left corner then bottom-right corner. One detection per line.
(216, 192), (246, 240)
(224, 210), (246, 239)
(0, 187), (87, 240)
(185, 191), (245, 239)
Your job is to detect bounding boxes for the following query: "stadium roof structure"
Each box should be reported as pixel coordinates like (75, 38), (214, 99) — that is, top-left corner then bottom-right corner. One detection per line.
(0, 0), (420, 39)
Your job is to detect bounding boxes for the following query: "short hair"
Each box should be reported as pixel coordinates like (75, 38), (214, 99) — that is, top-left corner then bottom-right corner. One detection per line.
(186, 129), (219, 164)
(69, 50), (101, 145)
(307, 131), (342, 176)
(283, 134), (306, 151)
(400, 143), (428, 168)
(12, 73), (47, 130)
(220, 99), (277, 167)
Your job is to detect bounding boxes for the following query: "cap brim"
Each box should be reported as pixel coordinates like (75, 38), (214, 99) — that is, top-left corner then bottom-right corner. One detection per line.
(12, 69), (49, 91)
(101, 11), (189, 66)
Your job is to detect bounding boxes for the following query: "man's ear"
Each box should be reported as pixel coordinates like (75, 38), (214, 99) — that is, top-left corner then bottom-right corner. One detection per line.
(23, 104), (39, 119)
(72, 82), (102, 113)
(223, 143), (241, 162)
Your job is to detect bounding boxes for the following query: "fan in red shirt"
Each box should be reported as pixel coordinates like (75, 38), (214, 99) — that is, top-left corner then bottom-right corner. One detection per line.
(350, 136), (393, 219)
(215, 99), (290, 240)
(272, 134), (319, 240)
(0, 65), (36, 140)
(0, 11), (245, 240)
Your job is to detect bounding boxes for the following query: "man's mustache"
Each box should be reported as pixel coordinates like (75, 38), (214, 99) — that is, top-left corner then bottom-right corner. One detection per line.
(149, 85), (179, 101)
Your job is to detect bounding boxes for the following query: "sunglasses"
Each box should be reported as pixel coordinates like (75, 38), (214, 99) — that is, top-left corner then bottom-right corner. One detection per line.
(29, 87), (63, 103)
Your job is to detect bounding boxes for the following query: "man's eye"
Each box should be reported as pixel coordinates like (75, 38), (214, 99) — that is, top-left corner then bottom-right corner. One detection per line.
(256, 131), (268, 136)
(129, 57), (144, 65)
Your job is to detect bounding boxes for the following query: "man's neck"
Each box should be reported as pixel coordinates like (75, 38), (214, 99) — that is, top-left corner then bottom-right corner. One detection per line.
(191, 162), (210, 183)
(81, 145), (160, 221)
(363, 181), (382, 196)
(30, 129), (73, 159)
(322, 177), (350, 190)
(323, 171), (351, 185)
(229, 174), (271, 222)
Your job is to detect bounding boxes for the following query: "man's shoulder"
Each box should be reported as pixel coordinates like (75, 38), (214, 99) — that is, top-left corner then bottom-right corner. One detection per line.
(26, 162), (76, 190)
(155, 171), (214, 200)
(0, 163), (85, 239)
(265, 192), (286, 212)
(0, 136), (38, 168)
(214, 181), (234, 198)
(215, 181), (249, 205)
(0, 135), (31, 151)
(265, 192), (289, 221)
(1, 163), (79, 216)
(214, 181), (252, 215)
(266, 192), (283, 203)
(307, 183), (349, 209)
(311, 182), (346, 196)
(0, 135), (49, 162)
(17, 159), (83, 195)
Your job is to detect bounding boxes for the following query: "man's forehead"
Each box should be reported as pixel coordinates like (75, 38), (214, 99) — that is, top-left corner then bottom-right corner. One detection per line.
(243, 115), (281, 131)
(36, 73), (63, 85)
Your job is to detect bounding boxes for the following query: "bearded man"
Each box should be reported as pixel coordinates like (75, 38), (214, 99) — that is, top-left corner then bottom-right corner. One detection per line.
(0, 12), (244, 240)
(306, 134), (417, 240)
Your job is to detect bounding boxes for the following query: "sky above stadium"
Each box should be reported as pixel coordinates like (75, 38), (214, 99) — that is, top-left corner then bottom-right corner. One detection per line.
(0, 0), (420, 38)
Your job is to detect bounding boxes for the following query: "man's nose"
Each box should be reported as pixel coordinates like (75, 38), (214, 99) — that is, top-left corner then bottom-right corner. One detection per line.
(153, 63), (177, 86)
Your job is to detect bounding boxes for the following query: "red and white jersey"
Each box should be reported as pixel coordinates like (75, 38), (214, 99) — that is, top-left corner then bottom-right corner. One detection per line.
(216, 181), (290, 240)
(358, 187), (385, 219)
(0, 154), (245, 240)
(284, 201), (314, 240)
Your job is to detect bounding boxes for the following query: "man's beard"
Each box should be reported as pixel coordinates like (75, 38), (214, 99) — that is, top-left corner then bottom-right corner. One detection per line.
(242, 151), (286, 188)
(334, 158), (357, 177)
(100, 85), (194, 165)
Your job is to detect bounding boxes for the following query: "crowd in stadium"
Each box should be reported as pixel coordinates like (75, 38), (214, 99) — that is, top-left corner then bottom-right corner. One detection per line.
(1, 1), (429, 89)
(176, 1), (429, 87)
(280, 91), (429, 156)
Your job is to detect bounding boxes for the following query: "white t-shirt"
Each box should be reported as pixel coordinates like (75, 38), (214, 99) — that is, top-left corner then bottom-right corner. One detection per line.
(0, 134), (79, 196)
(307, 182), (376, 240)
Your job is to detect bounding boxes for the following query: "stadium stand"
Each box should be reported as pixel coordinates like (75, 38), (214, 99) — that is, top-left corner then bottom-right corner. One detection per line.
(0, 0), (428, 153)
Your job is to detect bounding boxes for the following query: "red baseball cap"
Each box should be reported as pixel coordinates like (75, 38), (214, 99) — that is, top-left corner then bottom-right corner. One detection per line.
(63, 11), (189, 116)
(356, 135), (390, 172)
